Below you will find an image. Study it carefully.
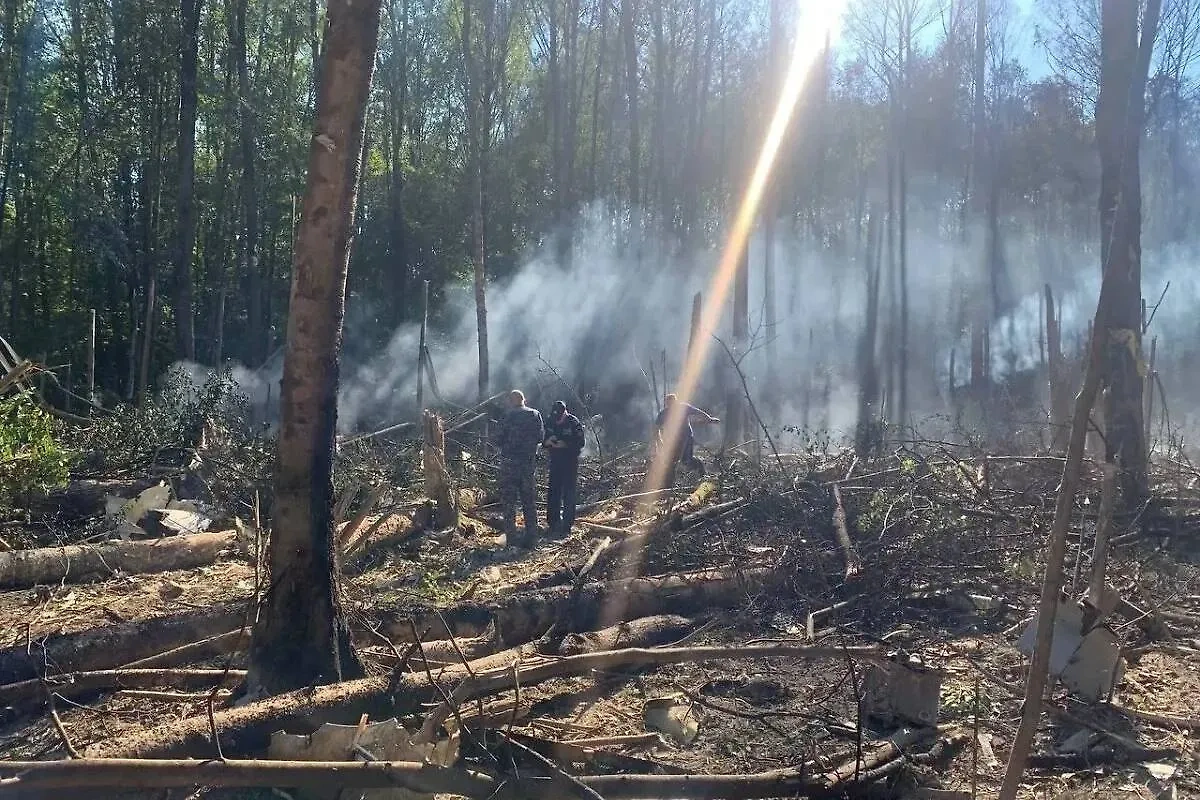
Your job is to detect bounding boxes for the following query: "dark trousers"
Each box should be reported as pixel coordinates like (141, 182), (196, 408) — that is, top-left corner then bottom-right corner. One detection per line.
(547, 456), (579, 533)
(664, 437), (705, 486)
(500, 457), (538, 544)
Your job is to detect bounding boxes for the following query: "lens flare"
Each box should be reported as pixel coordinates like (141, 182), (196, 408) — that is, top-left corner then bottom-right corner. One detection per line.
(603, 1), (846, 622)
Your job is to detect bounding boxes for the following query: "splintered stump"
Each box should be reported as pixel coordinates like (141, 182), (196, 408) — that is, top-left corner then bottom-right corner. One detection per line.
(0, 530), (237, 591)
(423, 410), (459, 529)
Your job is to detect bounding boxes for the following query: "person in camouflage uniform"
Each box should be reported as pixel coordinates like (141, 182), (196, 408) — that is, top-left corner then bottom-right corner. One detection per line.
(497, 389), (544, 547)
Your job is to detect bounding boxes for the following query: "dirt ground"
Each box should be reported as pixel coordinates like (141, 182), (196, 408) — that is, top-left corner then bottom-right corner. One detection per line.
(2, 442), (1200, 800)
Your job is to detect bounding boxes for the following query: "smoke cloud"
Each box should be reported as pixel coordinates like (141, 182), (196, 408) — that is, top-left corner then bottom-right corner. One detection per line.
(169, 203), (1200, 452)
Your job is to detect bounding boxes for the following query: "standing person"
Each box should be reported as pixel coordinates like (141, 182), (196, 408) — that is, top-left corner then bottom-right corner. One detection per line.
(543, 400), (585, 535)
(497, 389), (544, 547)
(654, 393), (720, 484)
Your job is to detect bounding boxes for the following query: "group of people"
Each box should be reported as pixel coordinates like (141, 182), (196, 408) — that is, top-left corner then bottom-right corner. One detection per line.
(494, 389), (720, 548)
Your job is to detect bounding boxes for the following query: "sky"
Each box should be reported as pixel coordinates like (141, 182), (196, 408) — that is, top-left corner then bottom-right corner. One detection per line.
(1010, 0), (1053, 79)
(830, 0), (1055, 81)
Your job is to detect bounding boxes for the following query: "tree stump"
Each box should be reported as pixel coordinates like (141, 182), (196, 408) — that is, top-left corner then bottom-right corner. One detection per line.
(422, 410), (459, 529)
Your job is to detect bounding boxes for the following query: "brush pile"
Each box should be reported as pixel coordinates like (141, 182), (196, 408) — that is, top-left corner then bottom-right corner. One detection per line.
(1, 399), (1199, 800)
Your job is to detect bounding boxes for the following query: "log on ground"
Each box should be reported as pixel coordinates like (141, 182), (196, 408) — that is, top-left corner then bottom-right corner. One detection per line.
(87, 629), (878, 760)
(8, 729), (939, 798)
(0, 530), (238, 591)
(0, 668), (246, 710)
(375, 566), (778, 647)
(0, 606), (244, 684)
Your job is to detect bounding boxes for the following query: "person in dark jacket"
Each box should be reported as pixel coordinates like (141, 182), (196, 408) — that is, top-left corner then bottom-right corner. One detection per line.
(654, 393), (719, 484)
(543, 400), (585, 535)
(497, 389), (544, 547)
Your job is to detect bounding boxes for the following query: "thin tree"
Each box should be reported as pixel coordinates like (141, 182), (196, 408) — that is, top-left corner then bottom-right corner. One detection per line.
(619, 0), (640, 215)
(968, 0), (987, 389)
(233, 0), (263, 366)
(997, 1), (1162, 794)
(246, 0), (382, 695)
(174, 0), (202, 361)
(462, 0), (489, 402)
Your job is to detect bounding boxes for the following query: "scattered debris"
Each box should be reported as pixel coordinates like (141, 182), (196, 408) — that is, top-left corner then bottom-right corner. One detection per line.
(268, 717), (459, 800)
(0, 414), (1198, 800)
(643, 695), (700, 746)
(1016, 595), (1124, 703)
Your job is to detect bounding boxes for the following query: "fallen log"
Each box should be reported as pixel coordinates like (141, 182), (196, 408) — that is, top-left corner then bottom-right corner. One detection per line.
(591, 499), (749, 580)
(0, 668), (246, 711)
(11, 729), (933, 798)
(0, 606), (244, 684)
(500, 730), (685, 776)
(119, 628), (247, 669)
(0, 529), (237, 590)
(1, 566), (765, 685)
(87, 626), (879, 760)
(0, 759), (494, 798)
(374, 566), (777, 646)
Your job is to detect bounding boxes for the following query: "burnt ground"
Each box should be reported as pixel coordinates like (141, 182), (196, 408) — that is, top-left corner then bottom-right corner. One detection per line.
(2, 431), (1200, 800)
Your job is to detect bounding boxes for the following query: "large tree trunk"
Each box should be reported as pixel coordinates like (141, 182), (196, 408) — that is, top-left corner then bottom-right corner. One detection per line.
(246, 0), (383, 696)
(1096, 0), (1159, 508)
(173, 0), (202, 361)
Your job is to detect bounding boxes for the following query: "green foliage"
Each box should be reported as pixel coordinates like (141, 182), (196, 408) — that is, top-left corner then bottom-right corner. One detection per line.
(939, 680), (996, 721)
(0, 391), (71, 504)
(69, 365), (255, 476)
(414, 567), (464, 604)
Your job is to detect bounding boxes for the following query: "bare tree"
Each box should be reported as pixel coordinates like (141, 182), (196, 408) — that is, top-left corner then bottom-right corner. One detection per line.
(460, 0), (522, 401)
(173, 0), (202, 362)
(619, 0), (640, 215)
(968, 0), (988, 388)
(247, 0), (382, 695)
(846, 0), (941, 434)
(1096, 0), (1160, 506)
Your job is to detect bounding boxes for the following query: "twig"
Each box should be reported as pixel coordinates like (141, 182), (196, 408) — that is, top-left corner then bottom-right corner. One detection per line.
(496, 729), (609, 800)
(40, 679), (81, 759)
(713, 335), (784, 472)
(407, 621), (496, 766)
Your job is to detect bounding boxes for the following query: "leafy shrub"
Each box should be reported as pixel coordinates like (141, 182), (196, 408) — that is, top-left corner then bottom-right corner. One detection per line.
(0, 391), (71, 503)
(70, 364), (256, 475)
